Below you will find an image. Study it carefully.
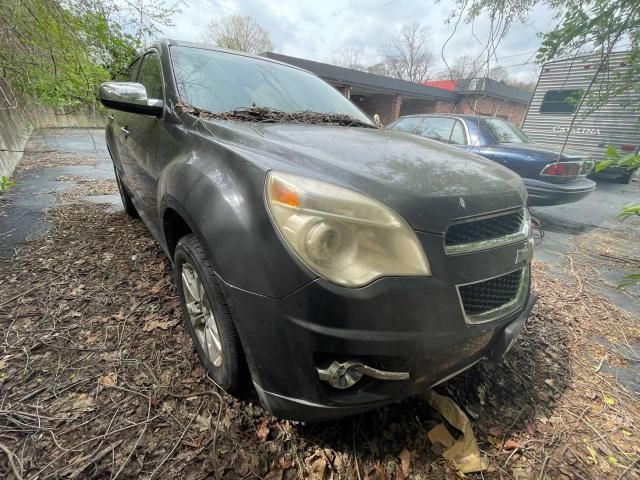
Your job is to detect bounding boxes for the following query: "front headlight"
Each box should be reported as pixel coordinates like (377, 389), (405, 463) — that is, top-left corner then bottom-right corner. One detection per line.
(265, 171), (430, 287)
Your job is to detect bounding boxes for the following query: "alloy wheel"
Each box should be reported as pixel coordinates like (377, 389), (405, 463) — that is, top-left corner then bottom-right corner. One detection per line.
(181, 262), (223, 367)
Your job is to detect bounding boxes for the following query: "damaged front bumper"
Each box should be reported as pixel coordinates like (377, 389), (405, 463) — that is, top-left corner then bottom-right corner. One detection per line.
(252, 293), (536, 422)
(224, 259), (537, 422)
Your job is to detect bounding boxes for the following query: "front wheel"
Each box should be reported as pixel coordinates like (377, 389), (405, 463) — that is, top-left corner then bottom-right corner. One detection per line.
(617, 170), (635, 184)
(174, 234), (245, 393)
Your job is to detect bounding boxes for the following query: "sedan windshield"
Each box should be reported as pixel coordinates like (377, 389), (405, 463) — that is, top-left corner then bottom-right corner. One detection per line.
(170, 46), (373, 125)
(481, 118), (532, 144)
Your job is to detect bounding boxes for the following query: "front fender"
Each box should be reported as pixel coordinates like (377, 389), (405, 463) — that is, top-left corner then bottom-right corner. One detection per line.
(157, 143), (315, 299)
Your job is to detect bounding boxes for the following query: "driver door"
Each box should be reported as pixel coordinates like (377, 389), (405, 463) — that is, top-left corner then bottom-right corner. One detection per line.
(124, 50), (164, 232)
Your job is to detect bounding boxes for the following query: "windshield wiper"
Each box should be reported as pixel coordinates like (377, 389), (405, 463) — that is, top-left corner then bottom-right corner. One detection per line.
(176, 103), (379, 128)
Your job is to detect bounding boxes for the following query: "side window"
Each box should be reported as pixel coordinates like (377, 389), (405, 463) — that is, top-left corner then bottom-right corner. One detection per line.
(415, 117), (465, 144)
(539, 90), (583, 114)
(127, 58), (141, 81)
(389, 116), (422, 133)
(137, 53), (163, 100)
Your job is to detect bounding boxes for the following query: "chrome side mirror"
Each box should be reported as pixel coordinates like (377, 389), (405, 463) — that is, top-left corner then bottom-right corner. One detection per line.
(99, 82), (163, 116)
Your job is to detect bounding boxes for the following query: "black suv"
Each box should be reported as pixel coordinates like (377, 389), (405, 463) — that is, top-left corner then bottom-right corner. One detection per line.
(100, 40), (536, 422)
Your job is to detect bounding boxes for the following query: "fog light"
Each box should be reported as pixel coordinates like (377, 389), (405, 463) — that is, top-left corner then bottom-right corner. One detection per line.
(317, 360), (410, 389)
(317, 361), (364, 389)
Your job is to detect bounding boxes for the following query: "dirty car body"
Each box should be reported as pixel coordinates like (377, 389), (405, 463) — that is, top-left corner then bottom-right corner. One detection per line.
(388, 114), (597, 206)
(100, 40), (536, 422)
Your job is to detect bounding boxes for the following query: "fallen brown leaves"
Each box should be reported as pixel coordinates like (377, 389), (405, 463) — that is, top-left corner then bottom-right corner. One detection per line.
(55, 175), (118, 202)
(0, 201), (638, 479)
(16, 139), (96, 171)
(443, 260), (640, 479)
(176, 102), (379, 128)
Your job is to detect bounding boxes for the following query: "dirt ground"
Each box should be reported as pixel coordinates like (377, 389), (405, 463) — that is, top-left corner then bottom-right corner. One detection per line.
(1, 148), (639, 479)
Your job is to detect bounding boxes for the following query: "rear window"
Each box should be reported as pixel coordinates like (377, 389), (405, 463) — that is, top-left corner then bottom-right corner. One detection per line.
(482, 118), (532, 144)
(539, 90), (583, 114)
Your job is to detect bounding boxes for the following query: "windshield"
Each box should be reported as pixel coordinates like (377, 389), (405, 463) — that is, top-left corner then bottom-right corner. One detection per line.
(481, 118), (532, 144)
(170, 46), (373, 124)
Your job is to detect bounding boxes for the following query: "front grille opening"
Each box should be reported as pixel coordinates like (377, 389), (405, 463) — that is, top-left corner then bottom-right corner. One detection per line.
(446, 210), (524, 246)
(459, 269), (522, 315)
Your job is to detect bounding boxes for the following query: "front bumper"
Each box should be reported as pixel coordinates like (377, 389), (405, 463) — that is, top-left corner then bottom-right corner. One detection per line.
(525, 177), (596, 206)
(223, 231), (537, 422)
(253, 293), (536, 422)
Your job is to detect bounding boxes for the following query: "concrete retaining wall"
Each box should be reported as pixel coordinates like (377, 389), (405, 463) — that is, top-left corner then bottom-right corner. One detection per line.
(0, 106), (105, 178)
(0, 108), (30, 179)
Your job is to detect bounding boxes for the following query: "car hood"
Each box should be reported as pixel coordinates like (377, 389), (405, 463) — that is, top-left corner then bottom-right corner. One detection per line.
(498, 143), (587, 160)
(202, 120), (527, 233)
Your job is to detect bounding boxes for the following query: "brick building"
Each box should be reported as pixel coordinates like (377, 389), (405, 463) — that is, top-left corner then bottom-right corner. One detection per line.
(422, 77), (533, 125)
(261, 52), (532, 125)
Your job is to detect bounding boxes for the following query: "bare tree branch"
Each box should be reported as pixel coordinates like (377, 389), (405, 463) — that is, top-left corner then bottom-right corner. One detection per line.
(382, 22), (434, 82)
(331, 47), (367, 71)
(203, 14), (273, 55)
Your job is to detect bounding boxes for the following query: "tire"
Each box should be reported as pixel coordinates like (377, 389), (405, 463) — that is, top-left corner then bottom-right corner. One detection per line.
(113, 166), (139, 218)
(174, 234), (245, 393)
(617, 170), (634, 184)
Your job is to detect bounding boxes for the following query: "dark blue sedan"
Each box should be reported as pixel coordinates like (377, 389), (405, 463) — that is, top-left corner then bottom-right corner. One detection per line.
(388, 114), (596, 206)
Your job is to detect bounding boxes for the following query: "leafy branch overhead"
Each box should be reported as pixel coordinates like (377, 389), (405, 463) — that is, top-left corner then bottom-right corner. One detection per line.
(598, 147), (640, 221)
(449, 0), (640, 110)
(0, 0), (180, 108)
(595, 146), (640, 286)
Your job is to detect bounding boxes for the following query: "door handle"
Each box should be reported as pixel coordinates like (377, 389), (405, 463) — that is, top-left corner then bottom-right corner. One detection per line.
(120, 126), (130, 137)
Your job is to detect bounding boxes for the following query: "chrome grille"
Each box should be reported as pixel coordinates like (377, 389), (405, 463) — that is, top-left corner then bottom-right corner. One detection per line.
(446, 210), (524, 246)
(459, 270), (523, 316)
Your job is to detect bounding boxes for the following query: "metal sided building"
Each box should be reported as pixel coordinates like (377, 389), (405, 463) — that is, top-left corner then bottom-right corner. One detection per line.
(521, 51), (640, 160)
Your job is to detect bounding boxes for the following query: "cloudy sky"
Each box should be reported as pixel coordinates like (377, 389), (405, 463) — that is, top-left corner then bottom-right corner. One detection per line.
(164, 0), (557, 82)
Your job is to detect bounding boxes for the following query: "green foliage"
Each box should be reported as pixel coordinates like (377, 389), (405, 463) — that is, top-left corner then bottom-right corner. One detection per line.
(619, 273), (640, 288)
(595, 145), (640, 172)
(450, 0), (640, 111)
(619, 204), (640, 220)
(538, 0), (640, 113)
(0, 175), (16, 195)
(1, 0), (109, 107)
(0, 0), (179, 107)
(595, 146), (639, 288)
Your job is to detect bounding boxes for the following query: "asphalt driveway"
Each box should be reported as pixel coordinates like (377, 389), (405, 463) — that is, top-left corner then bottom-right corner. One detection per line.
(0, 128), (120, 259)
(531, 178), (640, 315)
